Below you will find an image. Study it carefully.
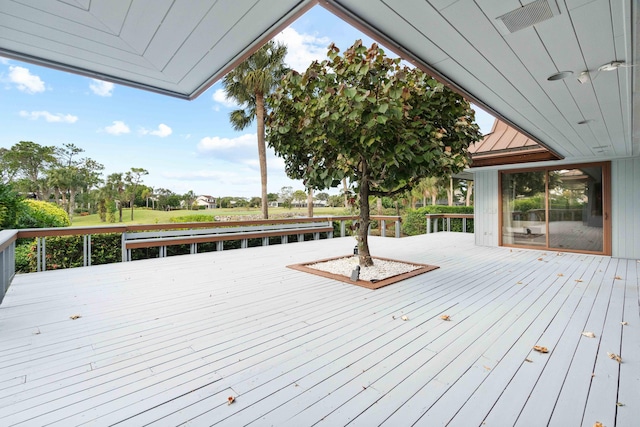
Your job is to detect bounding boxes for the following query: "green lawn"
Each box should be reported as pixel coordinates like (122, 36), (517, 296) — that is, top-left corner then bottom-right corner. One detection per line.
(70, 207), (350, 227)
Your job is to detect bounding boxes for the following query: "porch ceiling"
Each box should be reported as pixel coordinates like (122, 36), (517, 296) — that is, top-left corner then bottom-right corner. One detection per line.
(0, 0), (637, 165)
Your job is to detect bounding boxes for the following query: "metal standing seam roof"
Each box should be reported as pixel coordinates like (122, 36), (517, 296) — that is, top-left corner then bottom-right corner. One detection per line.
(469, 119), (560, 167)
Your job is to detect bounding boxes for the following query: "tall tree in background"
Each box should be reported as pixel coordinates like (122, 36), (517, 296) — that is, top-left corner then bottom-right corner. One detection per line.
(50, 144), (104, 221)
(268, 41), (481, 266)
(223, 40), (288, 219)
(104, 173), (125, 222)
(182, 190), (196, 210)
(4, 141), (57, 199)
(124, 168), (148, 220)
(0, 148), (19, 184)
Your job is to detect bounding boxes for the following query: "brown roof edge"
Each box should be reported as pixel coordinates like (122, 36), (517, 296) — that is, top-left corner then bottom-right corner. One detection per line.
(319, 0), (564, 162)
(470, 150), (560, 168)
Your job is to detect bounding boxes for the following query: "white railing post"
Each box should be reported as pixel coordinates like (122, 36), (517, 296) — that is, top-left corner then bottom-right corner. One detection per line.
(121, 233), (128, 262)
(381, 220), (386, 237)
(395, 219), (401, 238)
(0, 230), (17, 304)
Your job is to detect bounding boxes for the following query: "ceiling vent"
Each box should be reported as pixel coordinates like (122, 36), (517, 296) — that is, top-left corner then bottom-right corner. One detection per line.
(496, 0), (560, 34)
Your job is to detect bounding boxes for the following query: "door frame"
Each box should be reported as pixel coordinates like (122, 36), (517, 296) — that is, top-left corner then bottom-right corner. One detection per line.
(498, 161), (611, 255)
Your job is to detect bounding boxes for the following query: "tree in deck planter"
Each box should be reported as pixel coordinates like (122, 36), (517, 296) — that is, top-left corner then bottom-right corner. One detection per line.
(267, 40), (481, 267)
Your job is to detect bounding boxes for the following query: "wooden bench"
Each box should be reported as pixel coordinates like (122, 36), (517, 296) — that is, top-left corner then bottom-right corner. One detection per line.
(123, 220), (334, 261)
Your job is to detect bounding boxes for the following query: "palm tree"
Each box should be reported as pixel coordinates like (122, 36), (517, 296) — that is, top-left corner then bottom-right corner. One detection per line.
(223, 40), (288, 219)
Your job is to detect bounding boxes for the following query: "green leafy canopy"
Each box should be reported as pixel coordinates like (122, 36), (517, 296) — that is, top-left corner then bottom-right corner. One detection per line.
(266, 40), (482, 197)
(266, 40), (482, 266)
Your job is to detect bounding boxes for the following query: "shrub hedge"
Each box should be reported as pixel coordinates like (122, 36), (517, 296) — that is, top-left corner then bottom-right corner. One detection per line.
(402, 205), (474, 236)
(21, 233), (122, 272)
(169, 214), (216, 223)
(16, 199), (71, 228)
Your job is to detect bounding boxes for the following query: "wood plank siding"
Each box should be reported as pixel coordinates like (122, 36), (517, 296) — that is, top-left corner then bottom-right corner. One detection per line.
(611, 157), (640, 259)
(0, 233), (637, 426)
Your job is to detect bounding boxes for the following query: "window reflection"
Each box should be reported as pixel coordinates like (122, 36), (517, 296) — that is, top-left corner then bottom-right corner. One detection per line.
(501, 166), (604, 252)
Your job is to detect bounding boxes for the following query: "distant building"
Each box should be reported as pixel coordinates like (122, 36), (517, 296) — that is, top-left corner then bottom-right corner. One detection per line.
(196, 195), (216, 209)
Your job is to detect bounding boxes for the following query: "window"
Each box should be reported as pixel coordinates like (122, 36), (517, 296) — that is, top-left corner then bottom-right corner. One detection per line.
(500, 163), (610, 254)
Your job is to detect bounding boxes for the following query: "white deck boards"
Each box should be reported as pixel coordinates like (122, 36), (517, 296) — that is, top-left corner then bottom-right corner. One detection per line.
(0, 233), (638, 426)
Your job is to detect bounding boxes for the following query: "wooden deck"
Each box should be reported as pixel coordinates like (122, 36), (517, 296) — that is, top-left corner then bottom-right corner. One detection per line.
(0, 233), (637, 426)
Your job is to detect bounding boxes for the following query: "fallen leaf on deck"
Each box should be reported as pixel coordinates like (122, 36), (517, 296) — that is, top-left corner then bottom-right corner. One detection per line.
(227, 396), (235, 405)
(516, 281), (523, 284)
(537, 258), (543, 261)
(616, 402), (625, 407)
(575, 279), (583, 282)
(69, 315), (81, 320)
(607, 352), (622, 363)
(533, 345), (549, 353)
(440, 314), (451, 321)
(593, 422), (603, 427)
(614, 276), (622, 280)
(483, 365), (491, 371)
(401, 315), (409, 321)
(525, 358), (533, 363)
(621, 321), (628, 326)
(557, 273), (564, 277)
(581, 332), (596, 338)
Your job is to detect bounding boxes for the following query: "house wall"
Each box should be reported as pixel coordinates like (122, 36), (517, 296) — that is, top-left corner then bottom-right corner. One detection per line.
(473, 170), (499, 247)
(611, 158), (640, 259)
(473, 158), (640, 259)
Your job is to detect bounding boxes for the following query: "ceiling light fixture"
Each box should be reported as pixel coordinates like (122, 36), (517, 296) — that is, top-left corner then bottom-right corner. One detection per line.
(577, 71), (590, 84)
(598, 61), (625, 72)
(547, 71), (573, 81)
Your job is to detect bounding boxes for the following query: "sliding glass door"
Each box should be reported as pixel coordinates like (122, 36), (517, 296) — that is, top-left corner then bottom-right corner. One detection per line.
(500, 163), (610, 254)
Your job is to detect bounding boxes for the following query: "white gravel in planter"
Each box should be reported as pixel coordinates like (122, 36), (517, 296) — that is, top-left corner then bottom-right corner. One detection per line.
(307, 256), (420, 281)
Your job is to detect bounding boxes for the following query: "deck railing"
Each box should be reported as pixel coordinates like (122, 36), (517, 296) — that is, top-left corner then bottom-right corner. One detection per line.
(0, 230), (18, 304)
(425, 213), (474, 234)
(0, 215), (401, 301)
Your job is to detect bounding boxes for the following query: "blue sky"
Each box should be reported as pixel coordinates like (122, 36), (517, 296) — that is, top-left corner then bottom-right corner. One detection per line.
(0, 6), (494, 198)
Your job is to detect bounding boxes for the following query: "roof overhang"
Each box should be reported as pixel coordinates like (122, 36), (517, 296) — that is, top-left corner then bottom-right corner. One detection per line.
(0, 0), (636, 167)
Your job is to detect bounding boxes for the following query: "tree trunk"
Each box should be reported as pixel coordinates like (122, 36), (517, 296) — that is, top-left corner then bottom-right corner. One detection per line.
(358, 158), (373, 267)
(343, 178), (348, 208)
(130, 198), (135, 220)
(466, 180), (474, 206)
(307, 188), (314, 218)
(377, 197), (383, 215)
(447, 177), (454, 206)
(118, 202), (123, 222)
(68, 189), (76, 222)
(256, 93), (269, 219)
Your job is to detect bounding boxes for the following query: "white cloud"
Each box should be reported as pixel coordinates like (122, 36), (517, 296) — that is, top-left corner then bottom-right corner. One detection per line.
(212, 89), (240, 109)
(274, 27), (331, 72)
(8, 66), (45, 94)
(0, 57), (9, 65)
(103, 120), (130, 135)
(89, 79), (114, 96)
(197, 133), (256, 152)
(19, 110), (78, 123)
(140, 123), (172, 137)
